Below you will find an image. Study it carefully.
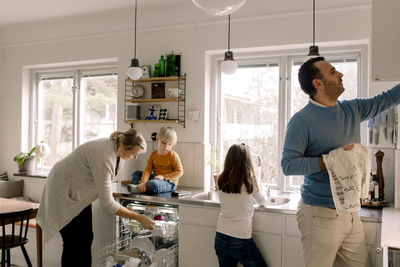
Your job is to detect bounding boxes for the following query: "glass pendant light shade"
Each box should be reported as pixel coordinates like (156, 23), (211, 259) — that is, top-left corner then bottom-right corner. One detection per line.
(127, 58), (143, 80)
(192, 0), (246, 16)
(221, 51), (238, 75)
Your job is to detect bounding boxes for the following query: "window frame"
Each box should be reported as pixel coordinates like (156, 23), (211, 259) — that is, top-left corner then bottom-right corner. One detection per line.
(216, 56), (284, 189)
(210, 45), (368, 191)
(30, 64), (117, 172)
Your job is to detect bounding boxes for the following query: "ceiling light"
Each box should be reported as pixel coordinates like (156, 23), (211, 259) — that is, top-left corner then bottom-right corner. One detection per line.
(127, 0), (143, 80)
(307, 0), (320, 56)
(192, 0), (246, 16)
(221, 14), (237, 75)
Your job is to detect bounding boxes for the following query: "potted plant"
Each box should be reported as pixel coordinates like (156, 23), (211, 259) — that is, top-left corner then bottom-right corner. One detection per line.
(207, 147), (222, 191)
(13, 145), (40, 174)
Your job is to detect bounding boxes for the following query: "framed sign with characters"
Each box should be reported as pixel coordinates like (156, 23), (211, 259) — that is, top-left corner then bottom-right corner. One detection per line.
(145, 104), (160, 120)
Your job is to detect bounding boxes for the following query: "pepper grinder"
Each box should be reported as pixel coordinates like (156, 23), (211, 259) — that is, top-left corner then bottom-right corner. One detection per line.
(375, 149), (385, 202)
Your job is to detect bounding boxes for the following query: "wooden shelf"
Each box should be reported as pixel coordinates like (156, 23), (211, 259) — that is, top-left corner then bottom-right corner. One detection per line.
(125, 119), (179, 124)
(125, 76), (180, 83)
(125, 98), (178, 103)
(124, 73), (186, 128)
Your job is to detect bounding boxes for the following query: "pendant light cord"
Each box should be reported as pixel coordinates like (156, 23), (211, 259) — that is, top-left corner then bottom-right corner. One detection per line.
(134, 0), (137, 59)
(312, 0), (315, 46)
(228, 14), (231, 52)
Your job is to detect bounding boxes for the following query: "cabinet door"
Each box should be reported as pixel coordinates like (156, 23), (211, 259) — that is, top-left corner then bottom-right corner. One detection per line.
(179, 204), (219, 267)
(179, 224), (219, 267)
(283, 215), (304, 267)
(283, 236), (303, 267)
(371, 0), (400, 80)
(363, 221), (383, 267)
(252, 232), (282, 267)
(179, 204), (219, 227)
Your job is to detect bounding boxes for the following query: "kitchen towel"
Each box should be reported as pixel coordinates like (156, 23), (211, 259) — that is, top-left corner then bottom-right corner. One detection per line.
(322, 143), (371, 214)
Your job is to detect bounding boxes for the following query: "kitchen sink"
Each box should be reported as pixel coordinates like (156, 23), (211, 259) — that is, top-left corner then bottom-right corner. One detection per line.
(190, 191), (219, 202)
(189, 192), (290, 207)
(265, 196), (290, 206)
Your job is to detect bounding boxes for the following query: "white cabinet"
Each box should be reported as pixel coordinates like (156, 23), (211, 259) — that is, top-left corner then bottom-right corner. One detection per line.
(283, 236), (303, 267)
(371, 0), (400, 81)
(253, 212), (283, 267)
(283, 215), (304, 267)
(364, 221), (383, 267)
(179, 205), (285, 267)
(179, 205), (382, 267)
(281, 215), (382, 267)
(280, 219), (383, 267)
(179, 204), (219, 267)
(179, 224), (218, 267)
(253, 232), (281, 267)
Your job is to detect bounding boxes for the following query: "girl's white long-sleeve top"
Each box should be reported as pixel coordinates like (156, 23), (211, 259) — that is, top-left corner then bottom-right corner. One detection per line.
(216, 185), (268, 239)
(36, 138), (122, 242)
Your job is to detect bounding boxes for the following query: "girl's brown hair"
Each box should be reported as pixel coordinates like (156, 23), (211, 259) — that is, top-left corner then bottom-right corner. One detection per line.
(217, 144), (258, 194)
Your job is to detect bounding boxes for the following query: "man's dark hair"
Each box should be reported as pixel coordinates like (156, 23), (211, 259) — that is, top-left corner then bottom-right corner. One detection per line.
(298, 56), (325, 97)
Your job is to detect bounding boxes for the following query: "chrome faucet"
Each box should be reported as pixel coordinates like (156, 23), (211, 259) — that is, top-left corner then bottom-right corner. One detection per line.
(265, 185), (271, 197)
(252, 153), (262, 181)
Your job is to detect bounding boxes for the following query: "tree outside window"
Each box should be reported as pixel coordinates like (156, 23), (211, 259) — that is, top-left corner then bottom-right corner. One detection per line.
(36, 69), (117, 170)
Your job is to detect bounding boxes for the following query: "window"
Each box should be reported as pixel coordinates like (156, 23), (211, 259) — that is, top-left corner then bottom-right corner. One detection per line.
(216, 52), (361, 190)
(287, 56), (359, 189)
(33, 66), (117, 171)
(219, 61), (281, 185)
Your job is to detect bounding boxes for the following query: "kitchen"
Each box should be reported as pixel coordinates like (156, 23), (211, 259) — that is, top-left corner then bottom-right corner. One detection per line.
(1, 0), (400, 266)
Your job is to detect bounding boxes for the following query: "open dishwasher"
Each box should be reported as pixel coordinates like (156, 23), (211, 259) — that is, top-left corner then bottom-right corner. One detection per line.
(99, 199), (179, 267)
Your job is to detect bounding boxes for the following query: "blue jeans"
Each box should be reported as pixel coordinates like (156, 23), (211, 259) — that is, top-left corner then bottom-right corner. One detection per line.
(214, 232), (268, 267)
(131, 170), (177, 194)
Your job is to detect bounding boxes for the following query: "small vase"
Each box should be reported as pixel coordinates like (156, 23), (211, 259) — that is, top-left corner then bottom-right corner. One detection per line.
(213, 174), (219, 191)
(18, 156), (36, 174)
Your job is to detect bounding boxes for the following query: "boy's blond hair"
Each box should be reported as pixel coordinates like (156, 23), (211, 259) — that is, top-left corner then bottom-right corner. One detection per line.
(157, 126), (177, 145)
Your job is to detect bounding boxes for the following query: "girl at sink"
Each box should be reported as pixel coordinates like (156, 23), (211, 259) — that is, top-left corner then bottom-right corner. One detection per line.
(127, 126), (183, 194)
(214, 143), (269, 267)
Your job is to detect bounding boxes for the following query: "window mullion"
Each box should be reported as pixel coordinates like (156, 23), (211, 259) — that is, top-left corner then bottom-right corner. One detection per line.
(31, 73), (40, 150)
(73, 70), (80, 149)
(278, 55), (288, 191)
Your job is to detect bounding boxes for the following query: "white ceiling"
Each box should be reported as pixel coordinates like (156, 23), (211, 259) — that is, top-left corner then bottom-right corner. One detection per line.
(0, 0), (371, 27)
(0, 0), (185, 26)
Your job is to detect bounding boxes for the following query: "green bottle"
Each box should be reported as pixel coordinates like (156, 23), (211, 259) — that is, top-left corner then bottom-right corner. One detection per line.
(166, 54), (176, 76)
(159, 55), (165, 77)
(154, 63), (160, 77)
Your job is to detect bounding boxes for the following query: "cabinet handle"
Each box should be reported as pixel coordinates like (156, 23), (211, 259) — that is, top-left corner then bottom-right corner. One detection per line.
(376, 247), (383, 254)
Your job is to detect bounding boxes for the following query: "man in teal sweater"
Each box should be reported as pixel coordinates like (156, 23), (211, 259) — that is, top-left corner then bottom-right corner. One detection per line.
(281, 56), (400, 267)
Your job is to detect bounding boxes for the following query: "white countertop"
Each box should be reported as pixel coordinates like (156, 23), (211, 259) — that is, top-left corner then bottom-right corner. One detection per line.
(112, 182), (381, 221)
(381, 207), (400, 248)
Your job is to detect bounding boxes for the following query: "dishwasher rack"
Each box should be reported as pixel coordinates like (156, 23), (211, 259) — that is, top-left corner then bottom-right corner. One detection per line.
(99, 200), (179, 267)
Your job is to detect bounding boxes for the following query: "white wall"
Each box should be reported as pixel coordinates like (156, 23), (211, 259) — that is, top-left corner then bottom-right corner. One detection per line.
(0, 3), (374, 267)
(0, 3), (372, 182)
(0, 3), (374, 190)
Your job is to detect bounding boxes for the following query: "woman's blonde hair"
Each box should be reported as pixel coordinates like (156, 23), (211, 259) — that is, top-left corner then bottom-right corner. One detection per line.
(217, 144), (258, 194)
(157, 126), (177, 145)
(110, 128), (147, 152)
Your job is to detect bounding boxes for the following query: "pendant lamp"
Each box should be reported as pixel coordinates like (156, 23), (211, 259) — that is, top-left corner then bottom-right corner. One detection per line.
(127, 0), (143, 80)
(192, 0), (246, 16)
(221, 14), (237, 75)
(307, 0), (320, 56)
